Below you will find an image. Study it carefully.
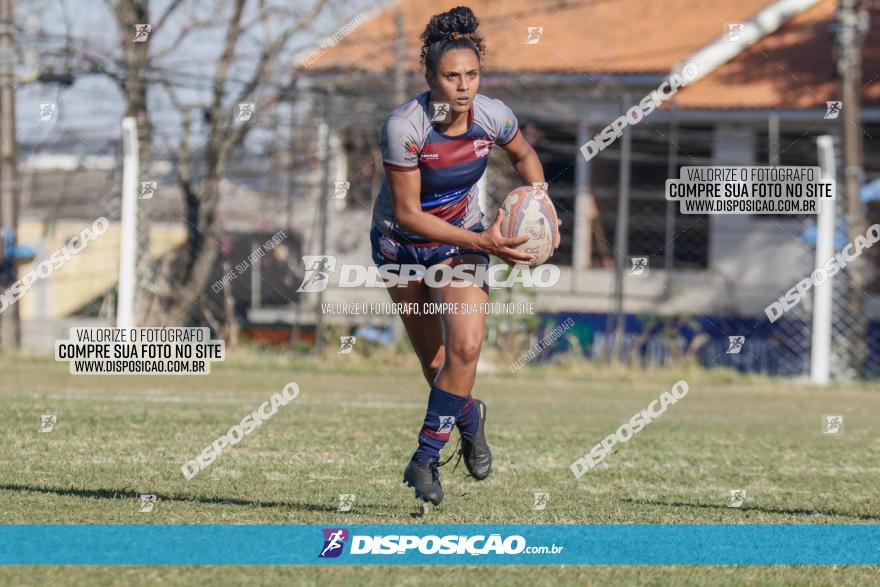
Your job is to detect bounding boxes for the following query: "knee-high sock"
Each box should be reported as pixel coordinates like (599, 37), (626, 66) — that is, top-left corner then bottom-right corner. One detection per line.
(455, 395), (479, 438)
(413, 385), (469, 463)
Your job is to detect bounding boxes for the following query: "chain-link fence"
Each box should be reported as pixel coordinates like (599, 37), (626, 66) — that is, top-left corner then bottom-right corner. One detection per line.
(287, 79), (880, 380)
(512, 121), (880, 380)
(17, 58), (880, 380)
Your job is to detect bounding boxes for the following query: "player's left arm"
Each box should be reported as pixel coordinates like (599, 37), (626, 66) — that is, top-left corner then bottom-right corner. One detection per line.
(498, 131), (562, 250)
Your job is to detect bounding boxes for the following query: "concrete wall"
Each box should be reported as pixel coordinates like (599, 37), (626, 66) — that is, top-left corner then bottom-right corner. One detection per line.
(15, 220), (186, 320)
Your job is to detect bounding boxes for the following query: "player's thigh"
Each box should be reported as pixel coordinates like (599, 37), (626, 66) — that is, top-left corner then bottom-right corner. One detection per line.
(386, 279), (444, 368)
(430, 254), (489, 363)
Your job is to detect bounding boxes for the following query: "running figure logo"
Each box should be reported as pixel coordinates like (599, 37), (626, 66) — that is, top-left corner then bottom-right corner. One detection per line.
(297, 256), (337, 293)
(138, 494), (157, 513)
(133, 24), (151, 42)
(39, 415), (57, 433)
(338, 336), (356, 354)
(629, 256), (648, 276)
(332, 181), (350, 200)
(825, 101), (842, 119)
(140, 181), (157, 200)
(726, 23), (744, 42)
(822, 415), (843, 435)
(438, 416), (456, 434)
(525, 27), (543, 45)
(38, 103), (56, 122)
(318, 528), (349, 558)
(238, 103), (255, 122)
(430, 101), (451, 123)
(532, 492), (550, 511)
(727, 489), (746, 508)
(337, 494), (356, 512)
(726, 336), (745, 354)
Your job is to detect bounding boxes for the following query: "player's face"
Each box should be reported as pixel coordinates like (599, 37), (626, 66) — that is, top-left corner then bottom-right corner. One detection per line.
(428, 49), (480, 115)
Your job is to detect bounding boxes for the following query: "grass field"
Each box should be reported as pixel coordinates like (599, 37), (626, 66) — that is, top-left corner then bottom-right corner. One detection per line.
(1, 349), (878, 585)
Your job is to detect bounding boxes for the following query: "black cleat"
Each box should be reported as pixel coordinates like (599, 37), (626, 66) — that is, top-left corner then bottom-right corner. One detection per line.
(460, 399), (492, 480)
(403, 458), (444, 505)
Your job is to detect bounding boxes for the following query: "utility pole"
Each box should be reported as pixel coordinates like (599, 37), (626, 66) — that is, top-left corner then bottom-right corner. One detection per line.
(664, 98), (679, 273)
(314, 87), (332, 354)
(573, 122), (591, 276)
(836, 0), (870, 372)
(286, 106), (301, 350)
(610, 95), (632, 363)
(0, 0), (19, 350)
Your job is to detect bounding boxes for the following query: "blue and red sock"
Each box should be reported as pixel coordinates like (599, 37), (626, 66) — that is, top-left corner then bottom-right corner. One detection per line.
(413, 385), (473, 463)
(455, 396), (479, 438)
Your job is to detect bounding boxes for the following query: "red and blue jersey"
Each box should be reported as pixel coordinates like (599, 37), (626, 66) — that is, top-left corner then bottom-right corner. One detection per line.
(372, 91), (519, 244)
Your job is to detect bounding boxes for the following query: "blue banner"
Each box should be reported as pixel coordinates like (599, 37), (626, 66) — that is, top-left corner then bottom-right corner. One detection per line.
(535, 311), (880, 376)
(1, 524), (877, 565)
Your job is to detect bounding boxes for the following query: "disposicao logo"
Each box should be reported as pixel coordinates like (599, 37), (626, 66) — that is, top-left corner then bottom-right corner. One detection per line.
(318, 528), (349, 558)
(318, 531), (534, 557)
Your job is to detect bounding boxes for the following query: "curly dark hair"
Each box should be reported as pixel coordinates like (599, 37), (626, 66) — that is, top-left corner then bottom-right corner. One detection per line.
(419, 6), (486, 76)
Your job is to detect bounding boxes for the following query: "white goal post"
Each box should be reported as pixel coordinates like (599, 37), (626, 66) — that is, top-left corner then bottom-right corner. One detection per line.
(116, 117), (139, 329)
(810, 135), (836, 384)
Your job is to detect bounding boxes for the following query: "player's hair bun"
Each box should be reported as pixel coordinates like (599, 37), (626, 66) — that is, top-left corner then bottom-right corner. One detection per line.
(423, 6), (479, 43)
(419, 6), (486, 75)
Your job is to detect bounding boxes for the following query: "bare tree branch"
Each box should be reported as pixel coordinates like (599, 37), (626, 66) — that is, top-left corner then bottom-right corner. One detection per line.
(102, 0), (121, 21)
(210, 0), (247, 118)
(232, 0), (327, 108)
(156, 79), (196, 192)
(216, 0), (329, 164)
(153, 0), (186, 31)
(88, 0), (341, 323)
(239, 5), (288, 34)
(152, 15), (219, 60)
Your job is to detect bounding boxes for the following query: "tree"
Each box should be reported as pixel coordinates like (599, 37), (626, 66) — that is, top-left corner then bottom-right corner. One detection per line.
(124, 0), (330, 323)
(32, 0), (343, 323)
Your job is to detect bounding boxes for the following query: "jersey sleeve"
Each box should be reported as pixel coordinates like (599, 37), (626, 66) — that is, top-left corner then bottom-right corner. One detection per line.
(492, 100), (519, 146)
(381, 115), (421, 172)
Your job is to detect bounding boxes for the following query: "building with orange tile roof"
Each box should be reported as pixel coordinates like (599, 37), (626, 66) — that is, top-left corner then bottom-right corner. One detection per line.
(286, 0), (880, 322)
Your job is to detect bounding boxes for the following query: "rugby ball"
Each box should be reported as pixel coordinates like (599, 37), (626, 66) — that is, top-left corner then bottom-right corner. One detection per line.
(499, 185), (559, 266)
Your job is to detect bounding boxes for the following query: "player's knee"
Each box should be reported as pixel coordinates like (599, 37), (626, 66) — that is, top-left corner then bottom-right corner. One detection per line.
(447, 334), (482, 365)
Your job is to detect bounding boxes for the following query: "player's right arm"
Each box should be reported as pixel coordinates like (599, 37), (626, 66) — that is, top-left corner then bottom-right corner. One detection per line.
(381, 116), (532, 264)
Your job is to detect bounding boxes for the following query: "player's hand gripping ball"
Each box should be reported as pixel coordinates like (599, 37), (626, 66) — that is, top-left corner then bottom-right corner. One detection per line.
(499, 183), (560, 267)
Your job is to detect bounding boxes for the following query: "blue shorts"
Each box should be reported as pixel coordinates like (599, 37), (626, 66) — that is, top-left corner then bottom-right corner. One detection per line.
(369, 225), (489, 271)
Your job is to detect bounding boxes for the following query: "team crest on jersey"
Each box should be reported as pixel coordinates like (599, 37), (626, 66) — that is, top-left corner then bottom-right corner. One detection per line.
(472, 138), (492, 158)
(404, 139), (418, 157)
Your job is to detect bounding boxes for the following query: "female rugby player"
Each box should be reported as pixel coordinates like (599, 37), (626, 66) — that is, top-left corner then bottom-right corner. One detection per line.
(370, 6), (559, 508)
